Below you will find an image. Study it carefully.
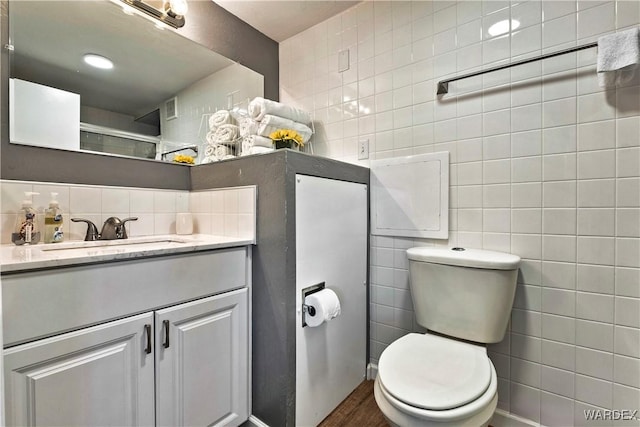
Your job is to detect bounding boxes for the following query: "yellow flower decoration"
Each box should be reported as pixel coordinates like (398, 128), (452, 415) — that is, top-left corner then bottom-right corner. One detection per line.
(269, 129), (304, 147)
(173, 154), (195, 164)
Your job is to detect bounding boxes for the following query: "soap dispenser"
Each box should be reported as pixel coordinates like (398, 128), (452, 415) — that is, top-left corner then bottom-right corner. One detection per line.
(12, 192), (40, 245)
(44, 192), (64, 243)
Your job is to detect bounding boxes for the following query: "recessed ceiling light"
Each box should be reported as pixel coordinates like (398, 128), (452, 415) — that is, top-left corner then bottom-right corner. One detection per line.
(488, 19), (521, 37)
(83, 54), (114, 70)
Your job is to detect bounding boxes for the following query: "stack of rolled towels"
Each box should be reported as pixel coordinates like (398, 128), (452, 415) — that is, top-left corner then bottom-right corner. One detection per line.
(239, 97), (313, 156)
(201, 110), (240, 164)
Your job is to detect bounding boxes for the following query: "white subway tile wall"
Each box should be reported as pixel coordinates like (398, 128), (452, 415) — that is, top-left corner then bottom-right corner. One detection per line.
(280, 0), (640, 424)
(0, 180), (256, 243)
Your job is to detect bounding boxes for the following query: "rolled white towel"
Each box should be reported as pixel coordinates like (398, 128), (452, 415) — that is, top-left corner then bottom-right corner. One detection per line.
(213, 124), (239, 144)
(241, 139), (251, 156)
(251, 146), (273, 155)
(229, 107), (249, 122)
(204, 144), (217, 157)
(201, 155), (216, 164)
(209, 110), (231, 130)
(256, 115), (313, 143)
(248, 97), (312, 125)
(214, 144), (229, 158)
(243, 134), (273, 149)
(240, 136), (271, 155)
(201, 143), (233, 163)
(241, 146), (274, 156)
(239, 117), (259, 137)
(206, 131), (217, 145)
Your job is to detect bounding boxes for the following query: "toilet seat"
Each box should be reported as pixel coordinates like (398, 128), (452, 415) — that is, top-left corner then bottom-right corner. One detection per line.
(376, 333), (498, 422)
(378, 333), (492, 410)
(375, 373), (497, 425)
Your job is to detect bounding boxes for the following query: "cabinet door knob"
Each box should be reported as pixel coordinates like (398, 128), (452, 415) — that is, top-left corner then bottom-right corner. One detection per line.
(163, 320), (170, 349)
(144, 324), (152, 354)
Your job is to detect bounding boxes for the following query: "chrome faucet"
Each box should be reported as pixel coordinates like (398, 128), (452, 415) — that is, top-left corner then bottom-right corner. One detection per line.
(71, 217), (138, 241)
(100, 217), (138, 240)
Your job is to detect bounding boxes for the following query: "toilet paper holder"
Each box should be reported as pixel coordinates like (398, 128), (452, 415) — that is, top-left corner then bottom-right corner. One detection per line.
(301, 282), (325, 327)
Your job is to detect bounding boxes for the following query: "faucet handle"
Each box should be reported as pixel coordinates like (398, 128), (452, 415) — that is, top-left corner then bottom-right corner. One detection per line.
(120, 217), (138, 239)
(71, 218), (100, 241)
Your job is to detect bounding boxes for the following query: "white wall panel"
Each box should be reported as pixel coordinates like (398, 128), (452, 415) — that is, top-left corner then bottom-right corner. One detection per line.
(295, 175), (367, 427)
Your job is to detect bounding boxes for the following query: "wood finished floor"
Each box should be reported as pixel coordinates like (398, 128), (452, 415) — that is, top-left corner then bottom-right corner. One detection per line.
(318, 380), (388, 427)
(317, 380), (496, 427)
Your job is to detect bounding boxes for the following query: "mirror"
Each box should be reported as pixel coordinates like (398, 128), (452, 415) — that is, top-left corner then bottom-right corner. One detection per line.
(8, 0), (264, 163)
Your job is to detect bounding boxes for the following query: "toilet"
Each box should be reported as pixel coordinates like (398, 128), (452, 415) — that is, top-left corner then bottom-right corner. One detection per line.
(374, 246), (520, 427)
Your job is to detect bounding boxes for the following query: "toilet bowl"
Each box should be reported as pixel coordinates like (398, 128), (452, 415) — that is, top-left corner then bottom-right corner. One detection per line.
(373, 247), (520, 427)
(374, 333), (497, 427)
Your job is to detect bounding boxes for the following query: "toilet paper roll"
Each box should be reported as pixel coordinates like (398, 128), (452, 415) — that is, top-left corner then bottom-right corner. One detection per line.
(304, 288), (341, 327)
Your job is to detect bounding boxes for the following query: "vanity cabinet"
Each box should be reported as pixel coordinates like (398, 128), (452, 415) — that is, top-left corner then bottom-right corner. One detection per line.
(4, 312), (156, 426)
(155, 288), (248, 427)
(2, 247), (251, 427)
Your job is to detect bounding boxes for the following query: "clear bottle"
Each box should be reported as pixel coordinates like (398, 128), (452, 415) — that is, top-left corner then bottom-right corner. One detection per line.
(44, 192), (64, 243)
(12, 192), (40, 245)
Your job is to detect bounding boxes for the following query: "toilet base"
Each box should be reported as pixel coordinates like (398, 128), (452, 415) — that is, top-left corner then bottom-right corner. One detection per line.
(374, 377), (497, 427)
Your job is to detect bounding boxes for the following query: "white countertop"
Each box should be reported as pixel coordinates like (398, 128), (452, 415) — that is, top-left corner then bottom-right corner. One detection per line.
(1, 234), (253, 273)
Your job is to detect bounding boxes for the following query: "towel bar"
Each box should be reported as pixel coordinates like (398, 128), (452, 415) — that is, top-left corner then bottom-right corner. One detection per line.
(436, 42), (598, 95)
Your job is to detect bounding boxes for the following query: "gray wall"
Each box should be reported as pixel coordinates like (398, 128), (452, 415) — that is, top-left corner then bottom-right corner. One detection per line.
(192, 150), (370, 426)
(0, 1), (278, 189)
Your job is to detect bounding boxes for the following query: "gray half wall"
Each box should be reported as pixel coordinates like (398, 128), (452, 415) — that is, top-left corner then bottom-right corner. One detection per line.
(192, 150), (370, 426)
(0, 0), (278, 189)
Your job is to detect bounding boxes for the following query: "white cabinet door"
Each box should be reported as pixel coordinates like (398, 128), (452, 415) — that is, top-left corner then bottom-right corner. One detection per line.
(3, 312), (155, 427)
(155, 288), (249, 427)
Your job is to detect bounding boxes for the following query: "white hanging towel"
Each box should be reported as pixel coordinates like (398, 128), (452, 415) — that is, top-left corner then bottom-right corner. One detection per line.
(248, 97), (312, 125)
(597, 27), (640, 87)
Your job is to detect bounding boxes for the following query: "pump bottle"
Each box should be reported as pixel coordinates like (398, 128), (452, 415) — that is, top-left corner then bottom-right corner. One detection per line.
(12, 192), (40, 245)
(44, 192), (64, 243)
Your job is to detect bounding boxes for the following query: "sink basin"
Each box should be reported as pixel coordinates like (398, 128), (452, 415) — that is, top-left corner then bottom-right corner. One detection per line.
(39, 236), (193, 253)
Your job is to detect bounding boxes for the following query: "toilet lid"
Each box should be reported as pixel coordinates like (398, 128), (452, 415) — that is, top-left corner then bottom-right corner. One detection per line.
(377, 333), (492, 411)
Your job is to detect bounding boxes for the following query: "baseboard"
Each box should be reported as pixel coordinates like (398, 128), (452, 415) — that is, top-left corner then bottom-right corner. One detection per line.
(246, 415), (270, 427)
(367, 362), (378, 380)
(490, 409), (542, 427)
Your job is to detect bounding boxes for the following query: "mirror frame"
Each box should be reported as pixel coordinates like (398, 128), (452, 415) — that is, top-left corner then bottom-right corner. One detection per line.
(0, 0), (279, 190)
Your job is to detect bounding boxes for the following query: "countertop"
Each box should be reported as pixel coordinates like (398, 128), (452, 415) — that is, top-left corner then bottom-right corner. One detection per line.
(0, 234), (253, 273)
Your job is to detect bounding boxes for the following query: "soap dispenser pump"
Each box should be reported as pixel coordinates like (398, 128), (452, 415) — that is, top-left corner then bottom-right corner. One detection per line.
(12, 192), (40, 245)
(44, 192), (64, 243)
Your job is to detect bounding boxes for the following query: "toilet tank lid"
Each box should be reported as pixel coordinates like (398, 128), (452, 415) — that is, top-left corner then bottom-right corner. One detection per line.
(407, 247), (521, 270)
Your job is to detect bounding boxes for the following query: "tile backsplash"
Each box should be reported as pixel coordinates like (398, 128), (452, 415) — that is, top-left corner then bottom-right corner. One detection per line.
(0, 180), (256, 243)
(280, 0), (640, 425)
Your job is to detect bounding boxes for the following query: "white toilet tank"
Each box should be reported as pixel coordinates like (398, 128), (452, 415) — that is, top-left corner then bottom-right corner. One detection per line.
(407, 247), (520, 344)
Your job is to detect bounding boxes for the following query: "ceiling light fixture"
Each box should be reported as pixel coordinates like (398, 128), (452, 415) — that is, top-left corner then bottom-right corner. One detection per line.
(83, 54), (114, 70)
(165, 0), (188, 18)
(488, 19), (520, 37)
(121, 4), (135, 15)
(119, 0), (187, 29)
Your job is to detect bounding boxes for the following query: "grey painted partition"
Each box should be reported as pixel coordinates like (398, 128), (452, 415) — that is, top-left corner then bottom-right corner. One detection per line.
(191, 150), (370, 427)
(0, 1), (278, 189)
